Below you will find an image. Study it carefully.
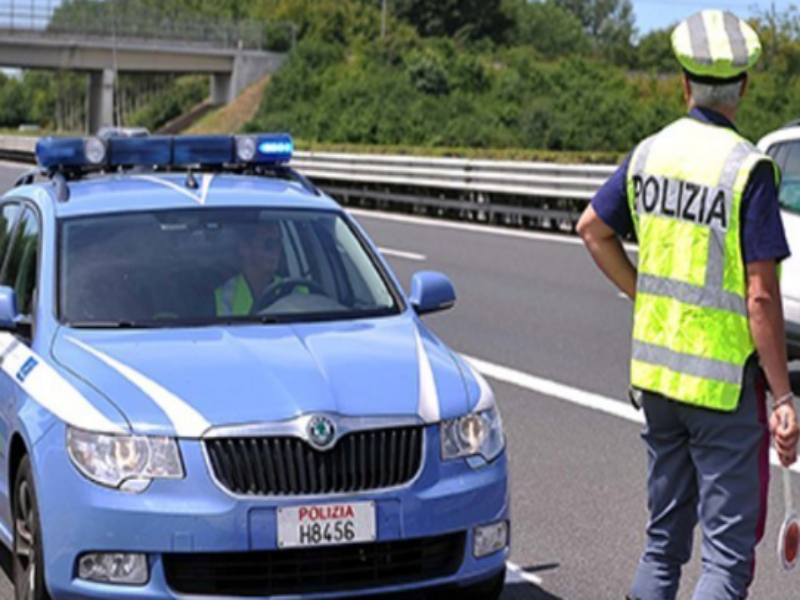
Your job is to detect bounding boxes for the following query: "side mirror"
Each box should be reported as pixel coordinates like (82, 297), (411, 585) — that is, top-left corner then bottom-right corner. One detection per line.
(409, 271), (456, 315)
(0, 286), (21, 330)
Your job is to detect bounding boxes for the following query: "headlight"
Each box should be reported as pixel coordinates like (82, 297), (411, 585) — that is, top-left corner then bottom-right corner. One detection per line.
(441, 407), (504, 462)
(67, 427), (184, 491)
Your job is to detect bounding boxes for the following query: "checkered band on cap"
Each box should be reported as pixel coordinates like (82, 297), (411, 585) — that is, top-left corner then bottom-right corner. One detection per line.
(672, 10), (761, 80)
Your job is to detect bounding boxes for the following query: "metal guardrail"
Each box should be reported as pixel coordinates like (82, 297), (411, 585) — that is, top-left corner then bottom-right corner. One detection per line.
(0, 135), (35, 162)
(0, 1), (296, 51)
(292, 152), (615, 229)
(0, 137), (615, 230)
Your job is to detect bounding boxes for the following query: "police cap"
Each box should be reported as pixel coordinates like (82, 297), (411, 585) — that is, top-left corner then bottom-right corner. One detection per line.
(672, 10), (761, 83)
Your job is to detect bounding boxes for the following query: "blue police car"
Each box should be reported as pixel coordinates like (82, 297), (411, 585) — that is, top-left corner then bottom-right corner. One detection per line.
(0, 133), (509, 599)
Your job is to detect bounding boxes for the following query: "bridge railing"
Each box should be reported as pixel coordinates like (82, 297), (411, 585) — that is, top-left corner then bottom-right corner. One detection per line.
(0, 1), (293, 51)
(0, 137), (616, 230)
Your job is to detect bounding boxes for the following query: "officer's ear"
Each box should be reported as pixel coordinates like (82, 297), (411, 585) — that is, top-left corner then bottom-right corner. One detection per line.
(739, 75), (749, 98)
(681, 72), (692, 107)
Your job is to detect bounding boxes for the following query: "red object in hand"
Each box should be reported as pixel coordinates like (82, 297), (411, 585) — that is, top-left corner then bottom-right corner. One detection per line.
(785, 521), (800, 565)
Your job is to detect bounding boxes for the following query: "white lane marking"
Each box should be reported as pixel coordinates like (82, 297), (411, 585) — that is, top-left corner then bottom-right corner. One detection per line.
(415, 330), (440, 423)
(348, 208), (639, 252)
(506, 561), (544, 586)
(463, 354), (800, 474)
(0, 333), (126, 434)
(378, 247), (426, 261)
(70, 338), (210, 437)
(464, 354), (644, 425)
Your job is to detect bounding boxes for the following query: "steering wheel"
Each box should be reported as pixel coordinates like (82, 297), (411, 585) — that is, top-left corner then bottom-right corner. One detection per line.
(251, 277), (326, 314)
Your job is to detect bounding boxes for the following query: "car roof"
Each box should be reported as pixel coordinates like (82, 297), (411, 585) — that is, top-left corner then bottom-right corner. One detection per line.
(7, 172), (341, 219)
(757, 126), (800, 152)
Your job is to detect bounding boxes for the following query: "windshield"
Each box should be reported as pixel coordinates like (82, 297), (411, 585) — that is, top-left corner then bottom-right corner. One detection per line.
(59, 208), (403, 328)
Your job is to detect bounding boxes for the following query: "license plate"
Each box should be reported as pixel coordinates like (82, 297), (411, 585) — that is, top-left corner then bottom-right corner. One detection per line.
(277, 501), (376, 548)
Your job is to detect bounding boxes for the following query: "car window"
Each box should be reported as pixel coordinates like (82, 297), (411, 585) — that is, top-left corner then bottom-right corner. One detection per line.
(0, 203), (21, 281)
(771, 143), (790, 172)
(3, 208), (39, 318)
(59, 208), (403, 328)
(769, 141), (800, 215)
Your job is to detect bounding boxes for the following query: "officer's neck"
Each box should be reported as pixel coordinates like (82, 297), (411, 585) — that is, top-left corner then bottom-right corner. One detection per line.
(703, 104), (737, 123)
(682, 76), (740, 125)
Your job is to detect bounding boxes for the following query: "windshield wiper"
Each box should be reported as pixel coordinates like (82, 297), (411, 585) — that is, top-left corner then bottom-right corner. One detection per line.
(67, 321), (151, 329)
(219, 315), (286, 326)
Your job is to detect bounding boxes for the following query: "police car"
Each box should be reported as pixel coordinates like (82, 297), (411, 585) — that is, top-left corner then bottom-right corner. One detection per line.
(758, 126), (800, 361)
(0, 134), (509, 599)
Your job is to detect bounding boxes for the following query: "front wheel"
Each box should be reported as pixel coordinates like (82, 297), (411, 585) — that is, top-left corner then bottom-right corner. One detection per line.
(13, 456), (50, 600)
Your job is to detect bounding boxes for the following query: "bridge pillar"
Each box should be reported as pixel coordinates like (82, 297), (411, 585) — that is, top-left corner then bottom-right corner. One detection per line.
(210, 52), (286, 105)
(88, 69), (115, 134)
(210, 72), (232, 106)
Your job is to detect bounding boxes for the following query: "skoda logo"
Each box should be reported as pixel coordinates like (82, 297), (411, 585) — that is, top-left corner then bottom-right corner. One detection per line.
(307, 415), (336, 449)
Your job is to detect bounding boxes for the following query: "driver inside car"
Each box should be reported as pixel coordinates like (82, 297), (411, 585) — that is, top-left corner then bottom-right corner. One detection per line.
(214, 221), (308, 317)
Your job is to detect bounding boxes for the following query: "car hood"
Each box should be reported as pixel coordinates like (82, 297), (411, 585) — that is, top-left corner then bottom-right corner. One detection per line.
(52, 314), (475, 437)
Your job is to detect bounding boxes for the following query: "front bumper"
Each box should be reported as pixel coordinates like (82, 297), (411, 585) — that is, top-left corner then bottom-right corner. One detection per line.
(32, 423), (509, 599)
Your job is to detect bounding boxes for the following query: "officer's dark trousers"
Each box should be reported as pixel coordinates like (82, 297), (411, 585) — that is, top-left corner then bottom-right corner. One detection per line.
(629, 362), (770, 600)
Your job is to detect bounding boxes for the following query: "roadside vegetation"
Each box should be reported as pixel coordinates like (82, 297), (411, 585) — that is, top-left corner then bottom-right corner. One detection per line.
(2, 1), (800, 155)
(247, 0), (800, 152)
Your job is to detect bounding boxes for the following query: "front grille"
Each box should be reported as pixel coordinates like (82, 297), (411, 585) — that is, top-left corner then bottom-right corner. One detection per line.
(205, 427), (425, 496)
(163, 532), (465, 597)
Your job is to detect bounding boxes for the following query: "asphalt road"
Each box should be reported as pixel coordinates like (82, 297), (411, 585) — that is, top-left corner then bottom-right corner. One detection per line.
(0, 162), (798, 599)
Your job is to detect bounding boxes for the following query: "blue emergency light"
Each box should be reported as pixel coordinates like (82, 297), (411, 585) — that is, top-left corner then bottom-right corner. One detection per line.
(173, 135), (234, 166)
(35, 133), (294, 171)
(109, 136), (172, 167)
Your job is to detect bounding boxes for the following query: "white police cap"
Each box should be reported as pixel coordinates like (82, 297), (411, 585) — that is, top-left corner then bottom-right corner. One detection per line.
(672, 10), (761, 82)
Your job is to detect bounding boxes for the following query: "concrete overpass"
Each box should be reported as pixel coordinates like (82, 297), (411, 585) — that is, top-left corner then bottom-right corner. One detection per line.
(0, 2), (289, 132)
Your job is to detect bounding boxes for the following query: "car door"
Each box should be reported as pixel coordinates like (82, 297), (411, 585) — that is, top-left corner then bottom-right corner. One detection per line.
(0, 202), (25, 526)
(765, 141), (800, 341)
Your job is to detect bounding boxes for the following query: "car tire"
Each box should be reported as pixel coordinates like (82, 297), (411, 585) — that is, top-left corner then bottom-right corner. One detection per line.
(13, 456), (50, 600)
(442, 568), (505, 600)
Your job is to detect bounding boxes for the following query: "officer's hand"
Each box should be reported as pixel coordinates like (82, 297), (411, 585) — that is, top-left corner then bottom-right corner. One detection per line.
(771, 403), (799, 466)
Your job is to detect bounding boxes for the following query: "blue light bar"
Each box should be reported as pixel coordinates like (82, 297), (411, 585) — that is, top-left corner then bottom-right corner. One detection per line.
(36, 137), (105, 169)
(35, 133), (294, 172)
(109, 137), (172, 166)
(173, 136), (234, 166)
(236, 133), (293, 165)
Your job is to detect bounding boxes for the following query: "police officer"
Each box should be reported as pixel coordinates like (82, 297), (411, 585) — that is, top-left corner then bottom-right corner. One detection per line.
(577, 10), (800, 600)
(215, 221), (284, 316)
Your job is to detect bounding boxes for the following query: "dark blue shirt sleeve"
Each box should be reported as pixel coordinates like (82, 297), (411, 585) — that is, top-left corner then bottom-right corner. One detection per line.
(591, 154), (633, 238)
(741, 160), (790, 264)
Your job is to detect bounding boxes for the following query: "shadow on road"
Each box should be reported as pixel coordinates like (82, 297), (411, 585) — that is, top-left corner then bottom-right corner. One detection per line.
(347, 583), (564, 600)
(502, 582), (564, 599)
(504, 562), (563, 599)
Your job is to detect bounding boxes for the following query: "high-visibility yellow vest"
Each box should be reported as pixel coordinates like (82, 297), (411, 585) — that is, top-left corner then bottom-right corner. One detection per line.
(215, 274), (255, 316)
(626, 117), (778, 411)
(215, 274), (310, 316)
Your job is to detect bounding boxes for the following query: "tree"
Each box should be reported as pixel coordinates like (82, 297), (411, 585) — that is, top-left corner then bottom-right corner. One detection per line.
(505, 0), (590, 58)
(635, 27), (677, 72)
(553, 0), (636, 63)
(393, 0), (512, 43)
